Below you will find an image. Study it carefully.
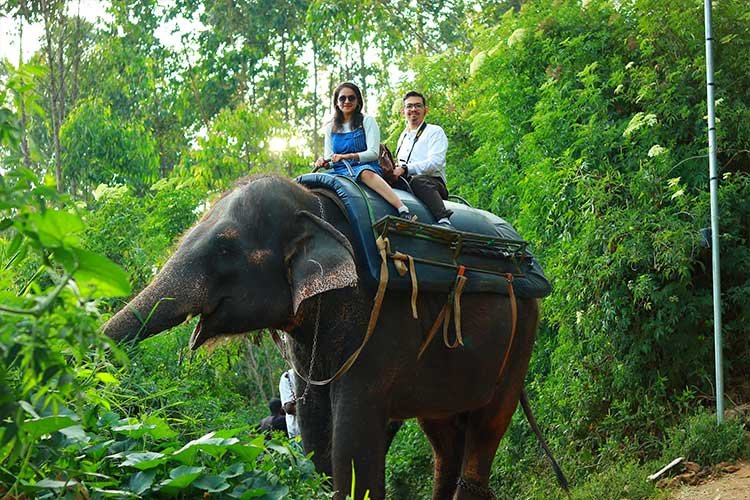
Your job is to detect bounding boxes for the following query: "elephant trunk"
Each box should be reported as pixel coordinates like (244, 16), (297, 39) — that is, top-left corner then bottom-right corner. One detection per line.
(104, 259), (204, 343)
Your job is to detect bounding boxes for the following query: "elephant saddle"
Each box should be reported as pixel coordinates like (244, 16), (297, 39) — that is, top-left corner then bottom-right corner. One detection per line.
(295, 173), (551, 299)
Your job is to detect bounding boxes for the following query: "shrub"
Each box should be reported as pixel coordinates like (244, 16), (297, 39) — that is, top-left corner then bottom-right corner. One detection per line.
(662, 411), (749, 466)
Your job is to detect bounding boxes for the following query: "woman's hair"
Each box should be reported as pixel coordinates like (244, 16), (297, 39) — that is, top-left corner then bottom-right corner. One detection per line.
(332, 82), (364, 132)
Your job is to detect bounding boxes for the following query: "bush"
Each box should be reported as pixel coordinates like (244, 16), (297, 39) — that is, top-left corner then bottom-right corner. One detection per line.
(572, 461), (657, 500)
(663, 411), (749, 466)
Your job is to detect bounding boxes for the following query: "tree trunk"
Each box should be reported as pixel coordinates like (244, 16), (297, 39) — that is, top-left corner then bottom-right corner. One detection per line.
(18, 21), (32, 169)
(42, 0), (64, 191)
(243, 338), (269, 403)
(312, 39), (322, 158)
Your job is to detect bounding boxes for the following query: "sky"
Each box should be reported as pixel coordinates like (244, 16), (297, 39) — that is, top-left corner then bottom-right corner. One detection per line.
(0, 1), (198, 64)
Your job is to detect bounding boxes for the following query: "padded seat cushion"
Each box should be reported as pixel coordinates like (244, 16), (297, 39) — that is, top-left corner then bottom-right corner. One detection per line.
(296, 173), (550, 298)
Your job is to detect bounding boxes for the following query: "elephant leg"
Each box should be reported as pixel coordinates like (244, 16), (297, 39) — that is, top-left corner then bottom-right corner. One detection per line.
(330, 399), (388, 500)
(419, 416), (466, 500)
(454, 395), (517, 500)
(297, 384), (333, 479)
(456, 300), (539, 499)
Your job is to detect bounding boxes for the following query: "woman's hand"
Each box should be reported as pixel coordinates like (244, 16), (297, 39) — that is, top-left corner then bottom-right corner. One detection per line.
(331, 153), (357, 163)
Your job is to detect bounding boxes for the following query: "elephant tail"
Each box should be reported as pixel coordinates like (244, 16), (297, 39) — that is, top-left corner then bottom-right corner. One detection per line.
(520, 389), (571, 495)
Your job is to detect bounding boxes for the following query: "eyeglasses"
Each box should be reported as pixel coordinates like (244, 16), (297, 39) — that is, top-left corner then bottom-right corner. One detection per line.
(404, 103), (424, 110)
(338, 94), (357, 103)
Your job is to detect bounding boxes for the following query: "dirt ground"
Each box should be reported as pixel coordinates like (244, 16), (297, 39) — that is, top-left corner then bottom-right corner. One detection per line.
(670, 460), (750, 500)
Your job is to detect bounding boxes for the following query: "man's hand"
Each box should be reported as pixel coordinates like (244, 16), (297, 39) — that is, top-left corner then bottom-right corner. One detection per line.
(315, 157), (329, 168)
(283, 401), (296, 415)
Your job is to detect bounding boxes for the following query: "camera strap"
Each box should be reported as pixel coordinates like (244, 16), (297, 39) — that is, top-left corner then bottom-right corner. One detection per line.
(395, 121), (427, 165)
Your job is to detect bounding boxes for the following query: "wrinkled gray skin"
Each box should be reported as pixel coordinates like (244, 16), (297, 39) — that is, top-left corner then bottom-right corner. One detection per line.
(105, 175), (539, 500)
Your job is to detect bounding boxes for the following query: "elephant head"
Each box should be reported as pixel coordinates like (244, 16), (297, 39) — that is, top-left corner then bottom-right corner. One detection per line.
(104, 175), (358, 348)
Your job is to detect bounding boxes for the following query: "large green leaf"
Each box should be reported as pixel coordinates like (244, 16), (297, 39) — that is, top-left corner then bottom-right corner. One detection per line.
(70, 248), (131, 297)
(171, 431), (239, 464)
(26, 209), (84, 247)
(129, 470), (157, 495)
(227, 443), (264, 463)
(21, 415), (77, 441)
(221, 462), (245, 479)
(112, 416), (176, 440)
(157, 465), (204, 495)
(119, 451), (167, 470)
(193, 474), (231, 493)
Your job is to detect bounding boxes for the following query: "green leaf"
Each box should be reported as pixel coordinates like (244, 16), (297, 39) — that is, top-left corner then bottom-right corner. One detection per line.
(21, 415), (77, 440)
(193, 474), (231, 493)
(94, 372), (119, 385)
(26, 209), (84, 247)
(113, 417), (175, 440)
(228, 443), (264, 463)
(34, 478), (81, 489)
(221, 462), (245, 479)
(120, 451), (167, 470)
(59, 425), (89, 444)
(157, 465), (204, 494)
(171, 431), (239, 463)
(129, 470), (157, 495)
(70, 248), (131, 297)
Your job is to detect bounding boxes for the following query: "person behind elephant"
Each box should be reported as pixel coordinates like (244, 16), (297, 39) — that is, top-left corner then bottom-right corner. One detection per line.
(279, 369), (300, 438)
(393, 91), (453, 227)
(315, 82), (412, 220)
(258, 398), (288, 437)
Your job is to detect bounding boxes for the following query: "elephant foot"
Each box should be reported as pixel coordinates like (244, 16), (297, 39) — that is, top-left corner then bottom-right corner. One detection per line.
(455, 477), (496, 500)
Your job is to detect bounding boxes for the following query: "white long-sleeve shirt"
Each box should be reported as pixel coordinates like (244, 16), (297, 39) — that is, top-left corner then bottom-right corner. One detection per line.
(279, 369), (300, 438)
(323, 114), (380, 163)
(395, 122), (448, 183)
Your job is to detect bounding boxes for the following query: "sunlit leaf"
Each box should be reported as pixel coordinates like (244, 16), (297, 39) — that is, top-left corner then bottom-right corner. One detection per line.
(26, 209), (84, 247)
(95, 372), (120, 385)
(120, 451), (167, 470)
(21, 415), (77, 440)
(70, 248), (131, 297)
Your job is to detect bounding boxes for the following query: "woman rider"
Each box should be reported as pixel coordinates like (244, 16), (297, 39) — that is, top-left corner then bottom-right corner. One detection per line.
(315, 82), (412, 219)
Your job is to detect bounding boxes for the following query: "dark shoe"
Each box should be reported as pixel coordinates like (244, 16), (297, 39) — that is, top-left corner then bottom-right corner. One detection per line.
(436, 219), (453, 228)
(398, 211), (415, 221)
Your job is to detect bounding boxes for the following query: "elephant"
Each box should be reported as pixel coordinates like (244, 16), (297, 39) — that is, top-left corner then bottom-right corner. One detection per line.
(104, 174), (553, 499)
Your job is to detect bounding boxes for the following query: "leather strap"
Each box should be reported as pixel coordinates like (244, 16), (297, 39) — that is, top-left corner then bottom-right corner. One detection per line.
(443, 266), (467, 349)
(408, 255), (418, 319)
(291, 236), (390, 386)
(390, 251), (419, 320)
(495, 273), (517, 383)
(418, 266), (467, 358)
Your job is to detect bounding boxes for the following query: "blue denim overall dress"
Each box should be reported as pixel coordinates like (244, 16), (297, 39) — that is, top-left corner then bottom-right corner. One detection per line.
(330, 126), (382, 179)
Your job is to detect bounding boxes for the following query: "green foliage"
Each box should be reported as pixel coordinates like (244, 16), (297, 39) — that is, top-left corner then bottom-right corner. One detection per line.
(384, 421), (433, 499)
(60, 97), (160, 196)
(663, 412), (749, 466)
(0, 157), (328, 496)
(3, 0), (750, 497)
(571, 461), (657, 500)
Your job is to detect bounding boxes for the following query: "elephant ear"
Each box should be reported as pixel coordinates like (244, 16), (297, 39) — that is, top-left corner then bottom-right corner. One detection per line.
(286, 210), (358, 314)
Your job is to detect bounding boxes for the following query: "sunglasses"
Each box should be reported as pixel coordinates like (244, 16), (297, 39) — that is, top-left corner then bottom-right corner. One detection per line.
(338, 94), (357, 103)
